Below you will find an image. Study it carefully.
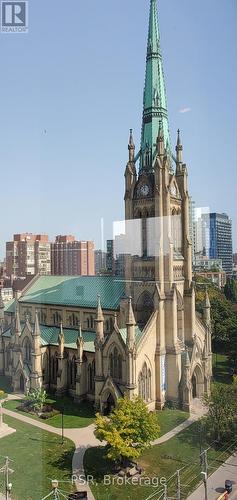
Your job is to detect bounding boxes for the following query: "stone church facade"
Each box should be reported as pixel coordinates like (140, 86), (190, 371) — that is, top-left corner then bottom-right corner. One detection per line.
(0, 0), (212, 413)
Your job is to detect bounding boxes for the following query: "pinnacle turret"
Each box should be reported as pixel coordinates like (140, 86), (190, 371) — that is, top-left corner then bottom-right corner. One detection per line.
(126, 297), (136, 326)
(96, 295), (104, 322)
(176, 129), (183, 166)
(126, 297), (136, 350)
(77, 321), (84, 362)
(128, 129), (135, 162)
(33, 310), (41, 337)
(58, 322), (65, 357)
(95, 295), (104, 342)
(0, 290), (4, 310)
(14, 304), (21, 339)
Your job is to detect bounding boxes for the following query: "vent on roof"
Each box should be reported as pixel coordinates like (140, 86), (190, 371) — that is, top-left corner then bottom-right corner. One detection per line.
(76, 286), (84, 297)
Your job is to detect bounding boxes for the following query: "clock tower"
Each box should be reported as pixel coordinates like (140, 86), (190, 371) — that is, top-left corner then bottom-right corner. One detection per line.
(123, 0), (200, 407)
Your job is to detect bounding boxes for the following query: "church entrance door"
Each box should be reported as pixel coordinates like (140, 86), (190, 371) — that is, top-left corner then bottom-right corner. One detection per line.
(192, 374), (197, 399)
(20, 374), (25, 392)
(103, 393), (115, 416)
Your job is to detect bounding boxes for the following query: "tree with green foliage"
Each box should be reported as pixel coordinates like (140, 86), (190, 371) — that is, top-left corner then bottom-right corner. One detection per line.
(26, 388), (47, 413)
(224, 279), (237, 303)
(94, 397), (160, 463)
(228, 333), (237, 370)
(194, 275), (237, 354)
(203, 384), (237, 442)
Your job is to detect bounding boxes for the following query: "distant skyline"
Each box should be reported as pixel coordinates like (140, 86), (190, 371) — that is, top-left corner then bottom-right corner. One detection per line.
(0, 0), (236, 258)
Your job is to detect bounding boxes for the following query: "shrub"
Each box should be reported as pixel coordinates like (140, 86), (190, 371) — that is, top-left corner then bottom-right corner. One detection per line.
(40, 409), (60, 420)
(0, 390), (6, 399)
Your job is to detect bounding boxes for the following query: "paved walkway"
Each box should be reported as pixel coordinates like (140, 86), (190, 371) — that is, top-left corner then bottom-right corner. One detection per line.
(187, 451), (237, 500)
(2, 398), (207, 500)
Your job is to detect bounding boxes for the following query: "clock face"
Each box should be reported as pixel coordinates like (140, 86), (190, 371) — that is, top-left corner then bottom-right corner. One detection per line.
(139, 184), (149, 197)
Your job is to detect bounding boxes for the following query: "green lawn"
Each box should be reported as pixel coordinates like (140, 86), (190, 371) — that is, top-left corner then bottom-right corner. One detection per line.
(4, 394), (95, 428)
(212, 353), (232, 385)
(0, 415), (75, 500)
(157, 408), (189, 436)
(84, 421), (236, 500)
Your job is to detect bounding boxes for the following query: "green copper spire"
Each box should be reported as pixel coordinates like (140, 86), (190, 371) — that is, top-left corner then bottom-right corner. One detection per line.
(140, 0), (171, 171)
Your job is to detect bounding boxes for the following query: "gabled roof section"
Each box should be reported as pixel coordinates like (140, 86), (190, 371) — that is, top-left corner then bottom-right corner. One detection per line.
(2, 321), (96, 352)
(18, 275), (125, 310)
(119, 326), (143, 346)
(4, 298), (16, 314)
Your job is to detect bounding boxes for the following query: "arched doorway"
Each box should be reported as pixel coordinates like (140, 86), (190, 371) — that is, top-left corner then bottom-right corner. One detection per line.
(102, 391), (116, 416)
(192, 374), (197, 398)
(20, 374), (25, 392)
(191, 365), (204, 399)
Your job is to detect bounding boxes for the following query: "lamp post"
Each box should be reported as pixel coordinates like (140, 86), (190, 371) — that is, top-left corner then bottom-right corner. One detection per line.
(6, 482), (12, 500)
(61, 406), (64, 445)
(51, 480), (59, 500)
(5, 456), (11, 500)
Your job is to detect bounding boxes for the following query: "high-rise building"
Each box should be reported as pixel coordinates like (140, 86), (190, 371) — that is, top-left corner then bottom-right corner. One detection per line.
(193, 207), (210, 257)
(106, 240), (115, 275)
(94, 250), (107, 275)
(233, 253), (237, 266)
(189, 198), (195, 262)
(51, 235), (95, 276)
(209, 213), (233, 275)
(6, 234), (51, 277)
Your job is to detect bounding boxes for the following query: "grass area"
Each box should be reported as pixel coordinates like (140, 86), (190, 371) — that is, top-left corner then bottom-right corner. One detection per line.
(0, 375), (13, 394)
(4, 394), (95, 428)
(212, 353), (232, 385)
(4, 398), (187, 434)
(84, 421), (236, 500)
(157, 408), (189, 436)
(0, 415), (75, 500)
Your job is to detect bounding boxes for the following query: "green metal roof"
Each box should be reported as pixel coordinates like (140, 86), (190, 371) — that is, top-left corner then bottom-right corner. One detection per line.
(18, 275), (125, 310)
(119, 326), (143, 346)
(140, 0), (171, 171)
(2, 323), (96, 352)
(40, 325), (96, 352)
(4, 298), (16, 314)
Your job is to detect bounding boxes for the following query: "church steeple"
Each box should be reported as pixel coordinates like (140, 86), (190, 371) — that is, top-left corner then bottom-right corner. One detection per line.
(140, 0), (170, 172)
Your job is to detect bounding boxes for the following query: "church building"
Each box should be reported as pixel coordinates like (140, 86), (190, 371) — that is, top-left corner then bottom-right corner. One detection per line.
(0, 0), (212, 413)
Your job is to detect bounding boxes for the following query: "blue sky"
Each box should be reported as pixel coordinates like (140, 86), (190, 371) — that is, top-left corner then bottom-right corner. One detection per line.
(0, 0), (236, 258)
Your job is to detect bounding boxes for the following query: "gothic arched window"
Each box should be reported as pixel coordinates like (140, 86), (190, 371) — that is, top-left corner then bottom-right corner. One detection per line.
(70, 356), (77, 388)
(136, 291), (154, 326)
(138, 362), (151, 402)
(42, 352), (49, 383)
(53, 311), (61, 325)
(88, 361), (95, 392)
(69, 313), (79, 327)
(51, 352), (58, 384)
(109, 347), (122, 381)
(40, 310), (46, 324)
(23, 337), (31, 363)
